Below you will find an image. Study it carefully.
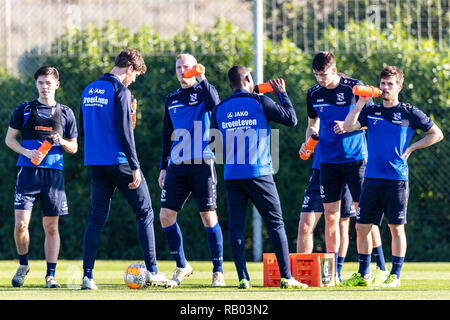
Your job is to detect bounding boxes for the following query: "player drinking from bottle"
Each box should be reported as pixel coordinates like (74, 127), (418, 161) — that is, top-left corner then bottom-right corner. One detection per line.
(211, 65), (307, 289)
(158, 53), (225, 287)
(341, 66), (443, 287)
(5, 66), (78, 288)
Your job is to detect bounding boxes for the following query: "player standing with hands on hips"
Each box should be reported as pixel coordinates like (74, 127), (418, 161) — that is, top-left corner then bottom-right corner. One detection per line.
(80, 49), (172, 290)
(211, 65), (307, 289)
(341, 66), (443, 287)
(5, 66), (78, 288)
(158, 53), (225, 287)
(303, 52), (387, 284)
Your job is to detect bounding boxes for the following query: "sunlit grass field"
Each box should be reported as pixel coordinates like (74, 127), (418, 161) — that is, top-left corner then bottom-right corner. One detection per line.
(0, 260), (449, 300)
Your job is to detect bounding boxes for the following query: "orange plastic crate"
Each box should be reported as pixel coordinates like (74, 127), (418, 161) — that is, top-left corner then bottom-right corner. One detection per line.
(263, 253), (282, 287)
(290, 253), (335, 287)
(263, 253), (335, 287)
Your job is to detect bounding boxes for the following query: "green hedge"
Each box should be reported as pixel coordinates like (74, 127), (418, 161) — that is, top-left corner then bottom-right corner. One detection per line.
(0, 19), (448, 262)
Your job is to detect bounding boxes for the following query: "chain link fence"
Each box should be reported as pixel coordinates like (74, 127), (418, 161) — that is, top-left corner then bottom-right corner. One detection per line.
(0, 0), (253, 72)
(0, 0), (448, 260)
(266, 0), (449, 53)
(1, 0), (448, 72)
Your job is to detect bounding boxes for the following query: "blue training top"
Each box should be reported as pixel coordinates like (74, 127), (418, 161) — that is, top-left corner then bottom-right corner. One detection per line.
(307, 77), (370, 164)
(159, 79), (220, 170)
(9, 100), (78, 170)
(212, 89), (297, 180)
(357, 102), (434, 180)
(80, 73), (140, 170)
(312, 142), (320, 170)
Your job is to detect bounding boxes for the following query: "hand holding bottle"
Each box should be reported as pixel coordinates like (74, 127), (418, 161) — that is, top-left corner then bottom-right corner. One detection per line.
(299, 134), (319, 160)
(31, 139), (53, 165)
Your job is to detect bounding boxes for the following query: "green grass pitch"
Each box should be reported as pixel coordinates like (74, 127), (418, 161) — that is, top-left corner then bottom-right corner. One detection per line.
(0, 260), (449, 300)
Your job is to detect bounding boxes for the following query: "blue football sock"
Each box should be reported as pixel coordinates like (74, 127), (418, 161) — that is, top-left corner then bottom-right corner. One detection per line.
(337, 256), (345, 275)
(46, 262), (57, 277)
(357, 254), (371, 277)
(391, 256), (405, 279)
(205, 223), (224, 273)
(163, 222), (186, 268)
(372, 245), (387, 271)
(19, 254), (28, 266)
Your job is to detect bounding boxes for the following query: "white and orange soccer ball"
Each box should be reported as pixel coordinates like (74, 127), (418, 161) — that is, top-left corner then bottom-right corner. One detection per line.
(124, 262), (148, 289)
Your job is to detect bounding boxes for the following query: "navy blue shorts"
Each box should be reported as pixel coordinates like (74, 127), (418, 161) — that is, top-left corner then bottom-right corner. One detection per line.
(90, 164), (153, 218)
(161, 160), (217, 212)
(301, 169), (356, 217)
(14, 166), (68, 217)
(319, 159), (366, 204)
(357, 178), (409, 225)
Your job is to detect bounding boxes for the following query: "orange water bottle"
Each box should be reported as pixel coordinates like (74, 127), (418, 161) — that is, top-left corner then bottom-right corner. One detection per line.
(254, 82), (273, 94)
(31, 139), (53, 165)
(183, 65), (204, 78)
(131, 95), (137, 129)
(352, 85), (382, 98)
(300, 134), (319, 160)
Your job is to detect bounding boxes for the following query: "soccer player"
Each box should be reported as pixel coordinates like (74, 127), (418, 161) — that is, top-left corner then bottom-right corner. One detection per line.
(5, 66), (78, 288)
(80, 49), (172, 290)
(341, 66), (443, 287)
(297, 142), (386, 284)
(305, 52), (386, 283)
(158, 53), (225, 287)
(211, 65), (307, 289)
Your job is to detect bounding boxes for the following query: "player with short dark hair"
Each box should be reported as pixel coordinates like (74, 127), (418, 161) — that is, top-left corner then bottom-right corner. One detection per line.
(341, 66), (444, 287)
(34, 66), (60, 81)
(211, 65), (307, 289)
(158, 53), (225, 287)
(5, 66), (78, 288)
(114, 49), (148, 73)
(80, 49), (172, 290)
(303, 51), (386, 284)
